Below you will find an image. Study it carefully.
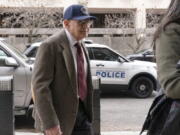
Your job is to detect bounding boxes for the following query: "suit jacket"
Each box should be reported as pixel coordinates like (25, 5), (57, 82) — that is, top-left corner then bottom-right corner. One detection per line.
(32, 29), (94, 135)
(155, 23), (180, 99)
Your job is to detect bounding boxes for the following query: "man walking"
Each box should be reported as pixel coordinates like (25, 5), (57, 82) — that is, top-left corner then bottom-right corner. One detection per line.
(32, 4), (96, 135)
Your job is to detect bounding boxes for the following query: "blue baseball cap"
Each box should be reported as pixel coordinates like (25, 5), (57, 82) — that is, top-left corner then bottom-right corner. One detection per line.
(63, 4), (96, 20)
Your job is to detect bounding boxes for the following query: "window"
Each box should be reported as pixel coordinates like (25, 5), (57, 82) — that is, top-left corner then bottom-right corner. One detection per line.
(0, 48), (7, 57)
(145, 51), (154, 55)
(87, 47), (93, 60)
(91, 47), (119, 61)
(146, 10), (165, 28)
(27, 47), (38, 57)
(0, 48), (8, 66)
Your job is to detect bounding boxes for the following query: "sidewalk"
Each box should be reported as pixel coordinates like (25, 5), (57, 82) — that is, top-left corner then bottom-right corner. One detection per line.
(15, 131), (146, 135)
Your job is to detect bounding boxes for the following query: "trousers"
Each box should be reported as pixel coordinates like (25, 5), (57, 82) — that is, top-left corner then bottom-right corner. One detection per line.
(71, 99), (93, 135)
(43, 100), (93, 135)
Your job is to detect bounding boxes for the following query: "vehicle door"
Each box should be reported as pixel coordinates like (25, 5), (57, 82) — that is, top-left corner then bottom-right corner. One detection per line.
(87, 47), (130, 85)
(0, 46), (27, 107)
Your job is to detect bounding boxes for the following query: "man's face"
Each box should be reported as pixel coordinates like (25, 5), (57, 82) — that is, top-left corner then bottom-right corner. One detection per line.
(64, 19), (93, 41)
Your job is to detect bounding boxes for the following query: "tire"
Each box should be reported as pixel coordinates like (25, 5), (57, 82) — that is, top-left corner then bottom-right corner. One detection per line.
(131, 76), (153, 98)
(26, 104), (34, 124)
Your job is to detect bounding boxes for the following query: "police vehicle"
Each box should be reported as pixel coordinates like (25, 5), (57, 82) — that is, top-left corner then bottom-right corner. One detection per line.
(86, 44), (157, 98)
(24, 42), (157, 98)
(23, 39), (93, 58)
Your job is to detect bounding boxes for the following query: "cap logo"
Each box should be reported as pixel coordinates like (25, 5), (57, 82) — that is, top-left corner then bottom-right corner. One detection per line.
(81, 7), (88, 15)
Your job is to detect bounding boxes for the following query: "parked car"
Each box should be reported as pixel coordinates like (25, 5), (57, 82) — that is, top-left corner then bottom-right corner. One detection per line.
(0, 38), (34, 116)
(83, 39), (93, 44)
(23, 39), (93, 59)
(24, 42), (41, 58)
(126, 49), (155, 62)
(24, 42), (158, 98)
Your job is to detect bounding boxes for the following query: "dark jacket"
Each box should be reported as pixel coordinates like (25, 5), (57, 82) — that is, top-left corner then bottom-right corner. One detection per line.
(140, 91), (180, 135)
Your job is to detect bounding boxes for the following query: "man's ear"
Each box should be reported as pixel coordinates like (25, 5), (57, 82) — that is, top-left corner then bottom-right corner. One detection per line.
(63, 20), (69, 28)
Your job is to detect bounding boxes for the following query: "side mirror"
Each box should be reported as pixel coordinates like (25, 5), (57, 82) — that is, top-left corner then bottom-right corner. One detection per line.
(118, 57), (123, 63)
(176, 60), (180, 69)
(5, 57), (19, 67)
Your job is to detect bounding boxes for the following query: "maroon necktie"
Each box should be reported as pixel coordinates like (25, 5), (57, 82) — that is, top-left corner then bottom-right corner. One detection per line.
(75, 42), (87, 100)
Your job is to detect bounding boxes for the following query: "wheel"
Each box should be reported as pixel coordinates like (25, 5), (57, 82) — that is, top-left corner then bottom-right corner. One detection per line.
(26, 104), (34, 124)
(131, 76), (153, 98)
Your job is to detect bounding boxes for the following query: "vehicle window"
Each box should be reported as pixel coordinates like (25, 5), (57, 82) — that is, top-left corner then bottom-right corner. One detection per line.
(0, 48), (8, 66)
(144, 51), (153, 55)
(136, 49), (147, 54)
(0, 49), (7, 57)
(27, 47), (38, 57)
(1, 40), (28, 60)
(86, 47), (94, 60)
(91, 47), (119, 61)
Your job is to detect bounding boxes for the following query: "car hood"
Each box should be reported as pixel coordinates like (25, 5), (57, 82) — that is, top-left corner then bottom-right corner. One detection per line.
(130, 60), (156, 67)
(126, 54), (142, 58)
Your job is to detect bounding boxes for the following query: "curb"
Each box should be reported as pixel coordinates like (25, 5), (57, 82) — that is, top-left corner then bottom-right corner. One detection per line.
(101, 131), (146, 135)
(15, 131), (146, 135)
(15, 133), (40, 135)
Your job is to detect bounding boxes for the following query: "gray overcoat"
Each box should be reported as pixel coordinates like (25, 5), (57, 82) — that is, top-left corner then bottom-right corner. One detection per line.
(32, 29), (94, 135)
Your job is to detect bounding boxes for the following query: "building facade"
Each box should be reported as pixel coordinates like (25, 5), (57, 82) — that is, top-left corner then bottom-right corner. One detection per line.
(1, 0), (170, 29)
(0, 0), (171, 54)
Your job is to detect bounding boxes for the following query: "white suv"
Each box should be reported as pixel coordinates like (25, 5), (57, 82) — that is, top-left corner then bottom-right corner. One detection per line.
(0, 38), (34, 116)
(24, 42), (158, 98)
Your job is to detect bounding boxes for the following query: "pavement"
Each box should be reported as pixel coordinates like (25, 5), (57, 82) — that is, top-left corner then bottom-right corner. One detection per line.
(15, 131), (146, 135)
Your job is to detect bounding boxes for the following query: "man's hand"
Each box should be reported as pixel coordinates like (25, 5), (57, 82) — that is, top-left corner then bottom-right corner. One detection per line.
(45, 125), (63, 135)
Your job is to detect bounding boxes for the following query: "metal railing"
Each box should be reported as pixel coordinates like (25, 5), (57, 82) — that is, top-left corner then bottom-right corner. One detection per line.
(92, 76), (101, 135)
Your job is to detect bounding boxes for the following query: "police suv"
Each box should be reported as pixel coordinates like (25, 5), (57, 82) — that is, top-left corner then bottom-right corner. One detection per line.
(86, 44), (157, 98)
(24, 42), (157, 98)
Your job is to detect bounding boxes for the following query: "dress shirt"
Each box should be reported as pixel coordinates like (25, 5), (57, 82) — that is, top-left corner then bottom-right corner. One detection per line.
(64, 29), (87, 80)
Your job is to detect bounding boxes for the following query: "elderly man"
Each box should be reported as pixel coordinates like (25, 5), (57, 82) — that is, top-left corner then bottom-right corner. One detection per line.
(32, 4), (96, 135)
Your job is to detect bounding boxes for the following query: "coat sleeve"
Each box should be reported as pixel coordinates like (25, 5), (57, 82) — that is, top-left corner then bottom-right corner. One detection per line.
(32, 42), (59, 130)
(156, 23), (180, 99)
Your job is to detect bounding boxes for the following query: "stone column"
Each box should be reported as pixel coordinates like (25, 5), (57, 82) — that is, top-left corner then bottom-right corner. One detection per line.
(135, 7), (146, 29)
(103, 34), (112, 47)
(8, 35), (16, 46)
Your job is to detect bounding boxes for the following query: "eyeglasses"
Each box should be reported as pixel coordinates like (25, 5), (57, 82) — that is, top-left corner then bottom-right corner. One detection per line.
(77, 20), (93, 27)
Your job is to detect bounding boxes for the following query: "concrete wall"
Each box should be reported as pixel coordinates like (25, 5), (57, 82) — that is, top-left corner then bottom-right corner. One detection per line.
(1, 0), (170, 8)
(1, 0), (169, 54)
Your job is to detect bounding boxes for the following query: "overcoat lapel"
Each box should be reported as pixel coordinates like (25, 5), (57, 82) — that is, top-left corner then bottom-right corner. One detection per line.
(59, 30), (77, 94)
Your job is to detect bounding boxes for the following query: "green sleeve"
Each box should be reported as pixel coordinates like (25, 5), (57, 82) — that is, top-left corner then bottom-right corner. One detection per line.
(156, 23), (180, 99)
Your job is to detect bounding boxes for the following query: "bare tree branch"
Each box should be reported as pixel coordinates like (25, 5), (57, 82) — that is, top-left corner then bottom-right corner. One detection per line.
(0, 7), (63, 43)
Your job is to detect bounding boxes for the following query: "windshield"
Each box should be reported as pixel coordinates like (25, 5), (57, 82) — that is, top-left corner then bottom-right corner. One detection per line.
(135, 49), (148, 54)
(1, 40), (29, 62)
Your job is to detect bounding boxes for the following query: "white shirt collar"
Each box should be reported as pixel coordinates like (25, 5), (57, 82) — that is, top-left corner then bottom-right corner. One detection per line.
(65, 29), (81, 47)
